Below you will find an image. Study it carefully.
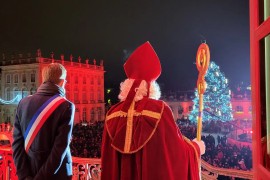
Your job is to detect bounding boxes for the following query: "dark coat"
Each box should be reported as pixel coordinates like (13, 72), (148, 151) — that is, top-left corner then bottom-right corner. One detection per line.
(12, 82), (75, 180)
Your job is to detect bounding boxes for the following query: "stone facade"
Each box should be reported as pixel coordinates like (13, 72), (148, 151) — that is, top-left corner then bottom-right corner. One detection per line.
(0, 51), (105, 124)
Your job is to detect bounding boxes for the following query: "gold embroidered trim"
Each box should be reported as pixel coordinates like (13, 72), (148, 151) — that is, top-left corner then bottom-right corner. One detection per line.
(136, 110), (161, 119)
(124, 101), (135, 153)
(111, 102), (165, 154)
(105, 111), (127, 121)
(106, 110), (161, 121)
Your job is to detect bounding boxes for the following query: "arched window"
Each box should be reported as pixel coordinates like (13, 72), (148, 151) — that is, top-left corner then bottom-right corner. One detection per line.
(90, 77), (94, 85)
(98, 89), (102, 102)
(97, 107), (102, 120)
(90, 108), (95, 122)
(236, 106), (243, 112)
(90, 87), (94, 102)
(5, 88), (11, 100)
(83, 108), (86, 122)
(82, 91), (87, 103)
(31, 73), (35, 83)
(74, 92), (78, 103)
(75, 76), (78, 84)
(6, 74), (11, 84)
(22, 74), (26, 83)
(98, 77), (101, 85)
(14, 74), (19, 83)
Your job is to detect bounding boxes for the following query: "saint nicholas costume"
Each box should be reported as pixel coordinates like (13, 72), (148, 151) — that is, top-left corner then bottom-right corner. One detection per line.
(101, 42), (201, 180)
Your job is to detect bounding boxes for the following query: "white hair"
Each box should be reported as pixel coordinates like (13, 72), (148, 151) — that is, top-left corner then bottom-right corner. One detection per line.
(118, 79), (161, 102)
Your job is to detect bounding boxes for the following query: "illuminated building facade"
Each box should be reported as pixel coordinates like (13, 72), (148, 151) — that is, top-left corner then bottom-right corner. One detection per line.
(0, 50), (105, 124)
(163, 91), (252, 121)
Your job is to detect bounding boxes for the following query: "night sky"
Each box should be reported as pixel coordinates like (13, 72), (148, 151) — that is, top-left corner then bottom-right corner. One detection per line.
(0, 0), (250, 92)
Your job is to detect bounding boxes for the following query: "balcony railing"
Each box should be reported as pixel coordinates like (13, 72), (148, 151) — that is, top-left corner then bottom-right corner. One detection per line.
(72, 157), (101, 180)
(0, 123), (253, 180)
(0, 149), (102, 180)
(0, 152), (254, 180)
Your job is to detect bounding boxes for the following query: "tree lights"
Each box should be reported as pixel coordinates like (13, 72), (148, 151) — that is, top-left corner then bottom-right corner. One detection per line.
(0, 95), (20, 104)
(189, 61), (233, 123)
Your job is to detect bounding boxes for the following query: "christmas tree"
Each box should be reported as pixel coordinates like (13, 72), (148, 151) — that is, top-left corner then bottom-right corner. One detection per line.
(189, 61), (233, 122)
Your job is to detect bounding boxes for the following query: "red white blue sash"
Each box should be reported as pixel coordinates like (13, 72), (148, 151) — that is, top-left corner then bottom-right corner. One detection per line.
(24, 95), (65, 153)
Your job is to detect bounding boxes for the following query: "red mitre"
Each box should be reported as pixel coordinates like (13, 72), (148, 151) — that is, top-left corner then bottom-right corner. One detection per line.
(124, 41), (161, 82)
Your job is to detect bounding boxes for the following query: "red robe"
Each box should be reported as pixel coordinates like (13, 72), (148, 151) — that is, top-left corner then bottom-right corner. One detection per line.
(262, 136), (270, 170)
(101, 98), (200, 180)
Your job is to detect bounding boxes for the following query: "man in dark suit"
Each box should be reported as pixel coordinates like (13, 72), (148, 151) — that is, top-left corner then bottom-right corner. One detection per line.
(12, 63), (75, 180)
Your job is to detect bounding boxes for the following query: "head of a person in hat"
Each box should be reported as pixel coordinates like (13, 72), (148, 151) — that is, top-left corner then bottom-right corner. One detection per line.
(118, 79), (161, 102)
(118, 42), (162, 102)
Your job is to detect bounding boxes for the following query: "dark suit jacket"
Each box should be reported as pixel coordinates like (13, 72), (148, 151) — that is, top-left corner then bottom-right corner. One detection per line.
(12, 82), (75, 180)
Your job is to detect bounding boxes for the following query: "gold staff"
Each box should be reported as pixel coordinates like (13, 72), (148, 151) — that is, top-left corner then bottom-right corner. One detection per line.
(196, 43), (210, 141)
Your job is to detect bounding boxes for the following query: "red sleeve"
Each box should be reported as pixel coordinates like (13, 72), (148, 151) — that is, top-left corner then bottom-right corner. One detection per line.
(144, 103), (200, 180)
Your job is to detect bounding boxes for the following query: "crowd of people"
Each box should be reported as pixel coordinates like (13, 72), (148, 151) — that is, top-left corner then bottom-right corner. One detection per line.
(201, 134), (252, 171)
(70, 119), (252, 171)
(70, 121), (104, 158)
(177, 121), (253, 171)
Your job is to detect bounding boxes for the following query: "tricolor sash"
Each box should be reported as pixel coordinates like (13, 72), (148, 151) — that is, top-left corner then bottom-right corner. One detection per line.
(24, 95), (66, 153)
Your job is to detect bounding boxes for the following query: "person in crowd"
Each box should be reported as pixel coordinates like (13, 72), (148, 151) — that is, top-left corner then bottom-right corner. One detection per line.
(101, 42), (205, 180)
(12, 63), (75, 180)
(70, 122), (103, 158)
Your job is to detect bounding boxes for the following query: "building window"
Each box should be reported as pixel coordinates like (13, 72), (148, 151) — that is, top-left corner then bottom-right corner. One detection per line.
(91, 108), (95, 122)
(83, 76), (86, 84)
(75, 76), (78, 84)
(82, 92), (87, 103)
(189, 106), (193, 111)
(6, 88), (11, 100)
(98, 90), (102, 102)
(14, 74), (18, 83)
(22, 74), (26, 83)
(97, 107), (102, 120)
(83, 108), (86, 122)
(236, 106), (243, 112)
(90, 93), (94, 102)
(74, 93), (78, 102)
(98, 77), (101, 85)
(6, 74), (11, 83)
(249, 106), (252, 112)
(90, 87), (94, 102)
(90, 77), (94, 85)
(31, 74), (35, 82)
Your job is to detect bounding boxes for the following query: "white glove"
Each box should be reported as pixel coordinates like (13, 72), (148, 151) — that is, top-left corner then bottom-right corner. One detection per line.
(192, 139), (206, 155)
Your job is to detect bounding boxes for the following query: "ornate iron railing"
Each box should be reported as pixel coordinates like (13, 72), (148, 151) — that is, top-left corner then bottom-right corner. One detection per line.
(72, 157), (101, 180)
(0, 149), (255, 180)
(0, 123), (253, 180)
